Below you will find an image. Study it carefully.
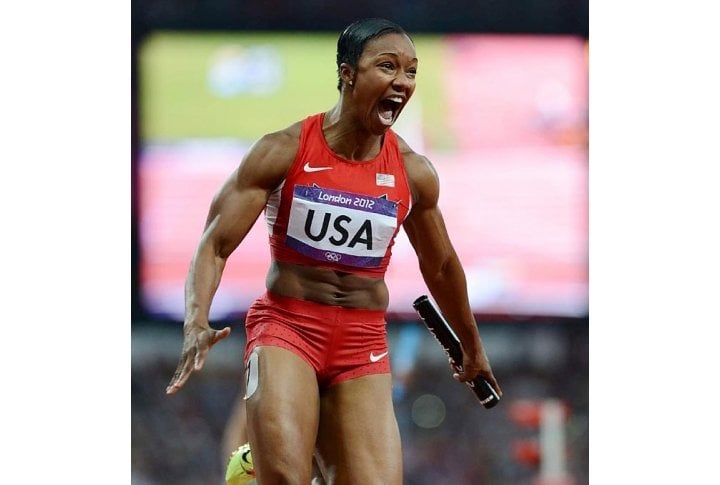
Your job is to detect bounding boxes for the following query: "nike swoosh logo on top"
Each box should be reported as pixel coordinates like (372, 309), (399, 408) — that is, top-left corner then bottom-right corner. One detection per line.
(369, 351), (389, 363)
(241, 449), (253, 467)
(304, 162), (333, 172)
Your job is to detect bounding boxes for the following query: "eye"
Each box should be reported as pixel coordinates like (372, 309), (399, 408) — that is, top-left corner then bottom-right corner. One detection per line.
(407, 67), (417, 78)
(379, 62), (395, 70)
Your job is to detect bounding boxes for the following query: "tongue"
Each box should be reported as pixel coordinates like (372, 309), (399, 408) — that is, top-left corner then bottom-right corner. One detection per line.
(379, 107), (394, 125)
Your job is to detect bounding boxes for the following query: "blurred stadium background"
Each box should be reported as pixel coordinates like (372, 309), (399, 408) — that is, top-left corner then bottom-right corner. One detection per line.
(131, 1), (589, 484)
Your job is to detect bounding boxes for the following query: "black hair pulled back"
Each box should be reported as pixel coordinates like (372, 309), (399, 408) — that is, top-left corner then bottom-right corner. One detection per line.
(336, 18), (411, 91)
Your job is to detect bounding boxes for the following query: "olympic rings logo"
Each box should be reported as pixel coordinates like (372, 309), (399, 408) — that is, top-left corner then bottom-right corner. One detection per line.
(325, 252), (341, 262)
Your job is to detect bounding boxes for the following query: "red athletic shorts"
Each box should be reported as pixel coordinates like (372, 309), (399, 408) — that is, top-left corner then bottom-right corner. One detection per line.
(244, 291), (391, 388)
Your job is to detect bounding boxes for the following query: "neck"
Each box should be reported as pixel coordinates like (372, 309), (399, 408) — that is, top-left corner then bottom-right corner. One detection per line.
(323, 103), (384, 161)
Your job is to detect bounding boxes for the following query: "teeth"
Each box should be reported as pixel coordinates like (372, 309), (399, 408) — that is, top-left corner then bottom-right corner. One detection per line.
(378, 97), (402, 125)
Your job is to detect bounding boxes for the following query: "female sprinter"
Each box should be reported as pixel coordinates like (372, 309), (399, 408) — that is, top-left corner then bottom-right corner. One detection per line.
(166, 17), (502, 484)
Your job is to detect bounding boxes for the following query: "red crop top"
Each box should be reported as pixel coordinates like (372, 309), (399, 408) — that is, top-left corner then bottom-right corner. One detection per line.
(265, 113), (413, 278)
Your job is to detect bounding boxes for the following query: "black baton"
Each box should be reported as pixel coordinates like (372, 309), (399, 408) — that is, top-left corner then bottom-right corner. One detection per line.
(413, 295), (500, 409)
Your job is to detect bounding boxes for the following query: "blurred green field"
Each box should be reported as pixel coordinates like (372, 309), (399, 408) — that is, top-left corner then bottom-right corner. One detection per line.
(139, 31), (450, 146)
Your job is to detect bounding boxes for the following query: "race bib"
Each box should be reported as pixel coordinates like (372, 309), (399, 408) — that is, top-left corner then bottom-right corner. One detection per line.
(286, 185), (398, 267)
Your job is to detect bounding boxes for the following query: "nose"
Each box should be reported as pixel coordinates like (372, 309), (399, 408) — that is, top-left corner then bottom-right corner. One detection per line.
(392, 73), (415, 93)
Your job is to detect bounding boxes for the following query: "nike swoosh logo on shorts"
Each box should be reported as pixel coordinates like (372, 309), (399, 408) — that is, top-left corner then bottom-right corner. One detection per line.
(369, 351), (389, 363)
(303, 162), (333, 172)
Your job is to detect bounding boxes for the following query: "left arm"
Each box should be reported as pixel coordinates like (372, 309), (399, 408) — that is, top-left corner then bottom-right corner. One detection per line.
(402, 149), (501, 396)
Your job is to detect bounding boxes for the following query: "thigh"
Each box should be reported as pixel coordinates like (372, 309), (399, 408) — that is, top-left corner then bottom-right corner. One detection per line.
(245, 345), (320, 484)
(315, 373), (402, 485)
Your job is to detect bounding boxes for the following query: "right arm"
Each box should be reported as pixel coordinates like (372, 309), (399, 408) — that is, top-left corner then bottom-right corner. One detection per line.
(166, 126), (300, 394)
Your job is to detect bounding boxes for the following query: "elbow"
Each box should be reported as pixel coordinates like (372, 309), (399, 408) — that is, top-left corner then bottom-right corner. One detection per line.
(194, 233), (230, 265)
(420, 253), (454, 286)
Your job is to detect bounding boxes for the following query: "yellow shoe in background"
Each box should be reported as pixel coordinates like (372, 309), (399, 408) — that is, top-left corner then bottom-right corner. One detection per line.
(225, 442), (256, 485)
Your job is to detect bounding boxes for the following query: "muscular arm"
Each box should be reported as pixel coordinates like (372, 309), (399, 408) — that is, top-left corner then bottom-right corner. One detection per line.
(167, 126), (300, 394)
(401, 145), (501, 395)
(185, 133), (294, 326)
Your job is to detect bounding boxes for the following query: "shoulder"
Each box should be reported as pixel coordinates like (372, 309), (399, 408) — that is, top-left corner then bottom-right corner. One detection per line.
(250, 120), (303, 163)
(395, 133), (439, 208)
(237, 120), (304, 190)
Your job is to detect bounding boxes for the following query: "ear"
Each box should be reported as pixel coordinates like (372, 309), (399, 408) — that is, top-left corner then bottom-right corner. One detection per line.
(340, 63), (355, 87)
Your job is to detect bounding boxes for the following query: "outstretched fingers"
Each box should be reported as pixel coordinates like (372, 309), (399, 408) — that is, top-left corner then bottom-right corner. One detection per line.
(166, 349), (197, 395)
(166, 326), (232, 394)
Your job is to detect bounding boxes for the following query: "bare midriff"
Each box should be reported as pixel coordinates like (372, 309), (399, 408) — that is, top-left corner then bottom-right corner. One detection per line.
(265, 260), (389, 310)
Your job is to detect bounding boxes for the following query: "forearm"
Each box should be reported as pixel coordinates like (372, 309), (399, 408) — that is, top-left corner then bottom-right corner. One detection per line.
(420, 253), (482, 355)
(184, 239), (227, 329)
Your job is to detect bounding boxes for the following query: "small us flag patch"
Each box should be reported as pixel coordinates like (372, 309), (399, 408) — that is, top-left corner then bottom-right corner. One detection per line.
(376, 173), (395, 187)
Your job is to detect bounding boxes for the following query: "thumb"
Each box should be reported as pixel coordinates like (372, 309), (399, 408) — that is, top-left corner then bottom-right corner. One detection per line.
(213, 326), (232, 344)
(194, 327), (231, 371)
(453, 367), (474, 383)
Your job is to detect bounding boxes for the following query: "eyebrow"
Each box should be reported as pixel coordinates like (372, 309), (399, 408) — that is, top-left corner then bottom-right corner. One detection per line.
(377, 52), (418, 62)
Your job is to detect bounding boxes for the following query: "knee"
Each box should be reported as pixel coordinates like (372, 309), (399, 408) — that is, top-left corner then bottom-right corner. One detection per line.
(248, 422), (316, 485)
(253, 453), (314, 485)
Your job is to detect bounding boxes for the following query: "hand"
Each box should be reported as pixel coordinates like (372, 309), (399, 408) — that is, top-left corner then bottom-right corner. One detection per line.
(449, 350), (503, 398)
(166, 324), (231, 395)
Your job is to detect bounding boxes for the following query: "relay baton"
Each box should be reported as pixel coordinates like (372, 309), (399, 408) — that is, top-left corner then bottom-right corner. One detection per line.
(412, 295), (500, 409)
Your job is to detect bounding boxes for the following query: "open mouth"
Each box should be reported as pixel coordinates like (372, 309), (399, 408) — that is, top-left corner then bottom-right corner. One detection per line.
(378, 97), (403, 125)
